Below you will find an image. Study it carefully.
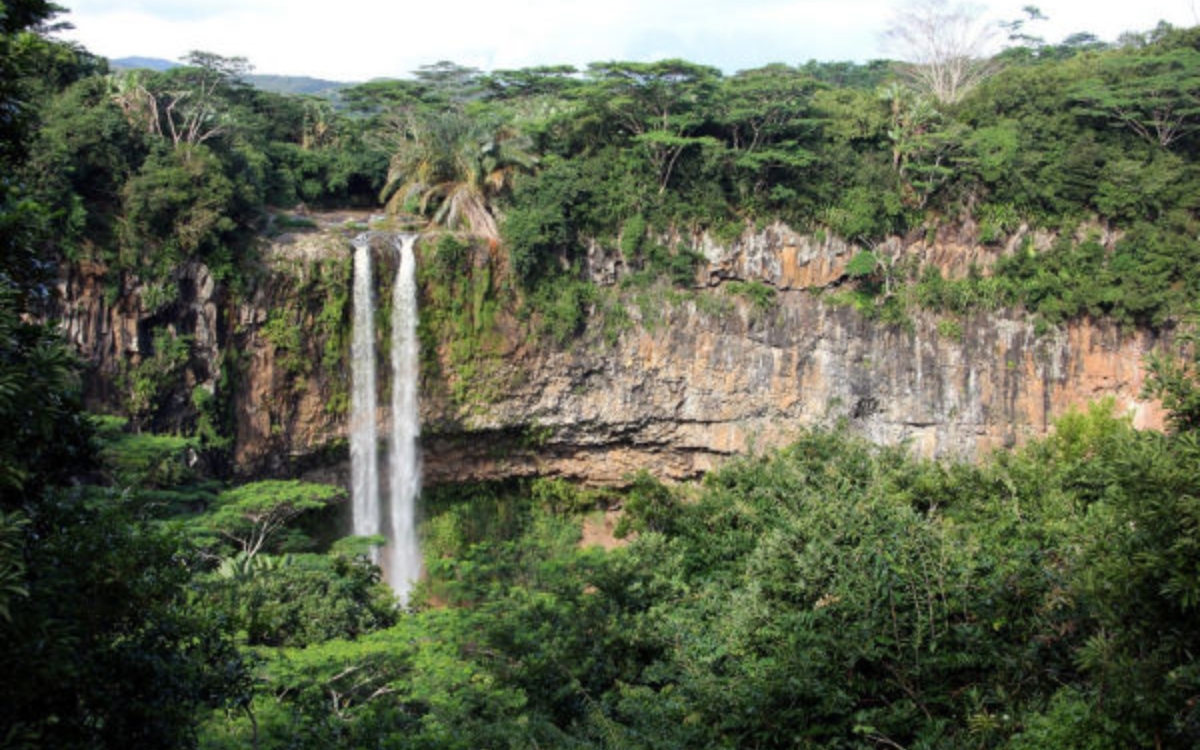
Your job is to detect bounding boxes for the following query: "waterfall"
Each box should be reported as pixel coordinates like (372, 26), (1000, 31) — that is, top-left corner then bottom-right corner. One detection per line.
(348, 232), (423, 605)
(349, 235), (380, 543)
(386, 233), (422, 604)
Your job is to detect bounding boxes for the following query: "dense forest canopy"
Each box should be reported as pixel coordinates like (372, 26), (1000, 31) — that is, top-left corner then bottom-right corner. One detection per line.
(3, 0), (1200, 747)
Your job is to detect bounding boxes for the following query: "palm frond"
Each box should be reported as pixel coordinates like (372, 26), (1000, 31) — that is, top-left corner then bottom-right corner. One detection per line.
(379, 107), (535, 241)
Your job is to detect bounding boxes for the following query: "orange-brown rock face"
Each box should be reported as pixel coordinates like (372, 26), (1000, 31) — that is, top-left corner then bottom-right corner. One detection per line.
(419, 295), (1165, 484)
(54, 223), (1169, 485)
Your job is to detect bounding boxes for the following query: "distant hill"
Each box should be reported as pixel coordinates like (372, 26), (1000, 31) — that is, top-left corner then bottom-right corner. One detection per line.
(244, 75), (351, 98)
(111, 56), (177, 72)
(109, 56), (352, 99)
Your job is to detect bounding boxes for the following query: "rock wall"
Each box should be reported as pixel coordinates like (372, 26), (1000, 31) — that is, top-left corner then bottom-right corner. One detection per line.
(421, 295), (1163, 484)
(57, 258), (226, 429)
(231, 229), (357, 475)
(54, 220), (1168, 485)
(419, 222), (1163, 483)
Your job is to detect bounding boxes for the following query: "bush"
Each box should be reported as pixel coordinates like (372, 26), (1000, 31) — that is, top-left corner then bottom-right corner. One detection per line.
(206, 553), (395, 647)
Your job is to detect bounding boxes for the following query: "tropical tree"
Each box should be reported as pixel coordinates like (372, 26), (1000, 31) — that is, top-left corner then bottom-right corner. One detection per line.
(412, 60), (484, 103)
(716, 65), (821, 205)
(0, 0), (98, 509)
(583, 59), (722, 193)
(880, 83), (964, 207)
(108, 51), (251, 156)
(198, 479), (345, 560)
(378, 106), (534, 240)
(1072, 41), (1200, 149)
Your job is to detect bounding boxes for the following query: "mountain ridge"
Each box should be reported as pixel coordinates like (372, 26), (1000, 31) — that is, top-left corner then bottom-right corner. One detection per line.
(110, 55), (353, 97)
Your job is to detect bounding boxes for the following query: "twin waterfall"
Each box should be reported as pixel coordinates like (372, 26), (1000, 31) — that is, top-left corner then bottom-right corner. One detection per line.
(387, 234), (422, 603)
(349, 235), (379, 558)
(350, 233), (422, 604)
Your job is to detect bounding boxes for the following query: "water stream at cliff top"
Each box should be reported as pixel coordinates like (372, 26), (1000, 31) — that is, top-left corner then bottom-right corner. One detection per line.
(350, 235), (380, 545)
(386, 233), (422, 604)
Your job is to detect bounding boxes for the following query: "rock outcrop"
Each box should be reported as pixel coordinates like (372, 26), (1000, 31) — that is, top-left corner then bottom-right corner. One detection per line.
(54, 219), (1168, 485)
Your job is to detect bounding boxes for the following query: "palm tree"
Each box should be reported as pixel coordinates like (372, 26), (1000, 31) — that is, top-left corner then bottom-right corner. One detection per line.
(379, 107), (534, 241)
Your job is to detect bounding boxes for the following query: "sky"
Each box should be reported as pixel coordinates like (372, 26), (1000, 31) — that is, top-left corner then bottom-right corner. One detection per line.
(58, 0), (1200, 82)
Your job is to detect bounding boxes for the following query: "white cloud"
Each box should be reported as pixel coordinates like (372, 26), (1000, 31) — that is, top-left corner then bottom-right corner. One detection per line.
(56, 0), (1200, 81)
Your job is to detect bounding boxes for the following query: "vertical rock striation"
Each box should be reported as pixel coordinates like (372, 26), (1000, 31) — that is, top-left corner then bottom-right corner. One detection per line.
(420, 292), (1164, 483)
(53, 222), (1168, 485)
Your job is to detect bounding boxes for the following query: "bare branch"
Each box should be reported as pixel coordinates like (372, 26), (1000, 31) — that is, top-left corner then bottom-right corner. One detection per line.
(884, 0), (1000, 104)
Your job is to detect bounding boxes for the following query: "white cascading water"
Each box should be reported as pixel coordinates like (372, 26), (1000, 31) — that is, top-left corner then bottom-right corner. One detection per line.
(349, 235), (380, 545)
(386, 233), (422, 604)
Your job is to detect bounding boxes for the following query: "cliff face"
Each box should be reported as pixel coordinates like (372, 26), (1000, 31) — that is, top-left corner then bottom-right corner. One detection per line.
(421, 292), (1162, 484)
(55, 220), (1167, 484)
(58, 258), (226, 428)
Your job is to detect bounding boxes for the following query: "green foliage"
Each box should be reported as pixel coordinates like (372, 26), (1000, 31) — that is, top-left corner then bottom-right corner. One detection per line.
(0, 510), (28, 622)
(961, 122), (1021, 185)
(262, 308), (308, 379)
(17, 394), (1200, 749)
(530, 276), (596, 346)
(265, 138), (385, 208)
(416, 235), (509, 405)
(583, 59), (721, 194)
(302, 254), (354, 415)
(821, 181), (905, 240)
(17, 16), (1200, 354)
(10, 9), (1200, 747)
(192, 382), (232, 450)
(935, 316), (963, 340)
(119, 144), (240, 279)
(529, 476), (598, 515)
(1072, 44), (1200, 149)
(23, 76), (146, 258)
(0, 489), (251, 750)
(912, 214), (1200, 328)
(502, 156), (591, 288)
(0, 10), (255, 748)
(720, 65), (822, 212)
(1144, 326), (1200, 434)
(0, 289), (95, 502)
(976, 201), (1022, 243)
(362, 404), (1200, 749)
(723, 279), (777, 314)
(429, 233), (471, 280)
(619, 213), (647, 258)
(642, 242), (704, 287)
(92, 413), (200, 488)
(419, 480), (584, 606)
(197, 479), (345, 559)
(844, 249), (880, 277)
(419, 480), (530, 564)
(202, 553), (395, 647)
(613, 470), (678, 537)
(120, 327), (193, 429)
(1008, 688), (1124, 750)
(380, 106), (533, 239)
(1067, 430), (1200, 746)
(199, 611), (533, 750)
